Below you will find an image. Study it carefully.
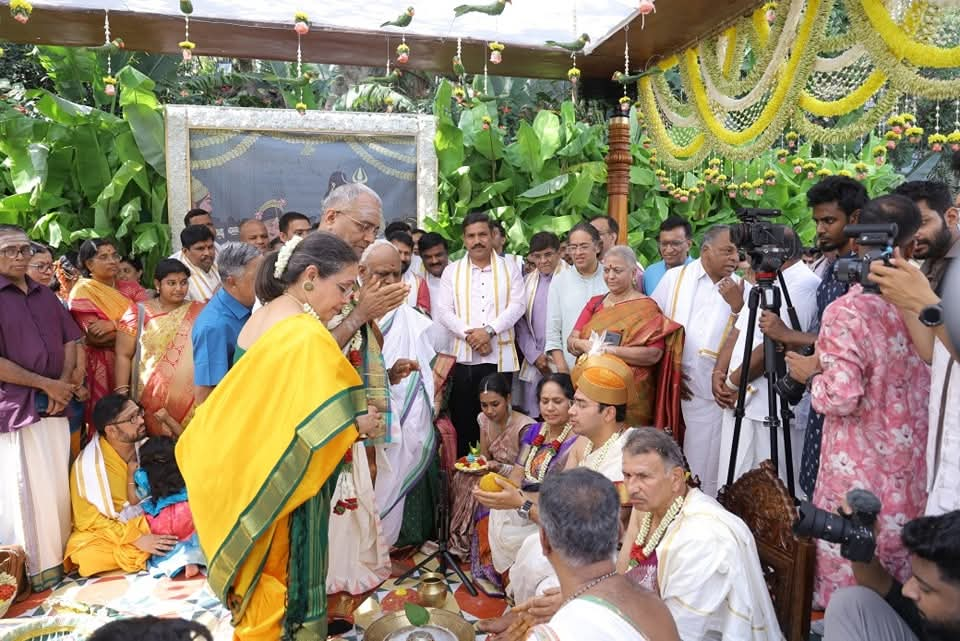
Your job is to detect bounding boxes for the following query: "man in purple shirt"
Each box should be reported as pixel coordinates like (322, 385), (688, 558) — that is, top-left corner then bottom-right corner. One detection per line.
(0, 224), (83, 591)
(515, 232), (566, 417)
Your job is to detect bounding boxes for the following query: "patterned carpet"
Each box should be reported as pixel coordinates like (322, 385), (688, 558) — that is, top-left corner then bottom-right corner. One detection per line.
(0, 552), (506, 640)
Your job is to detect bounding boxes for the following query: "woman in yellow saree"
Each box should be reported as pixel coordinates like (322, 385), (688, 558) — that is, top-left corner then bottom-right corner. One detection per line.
(568, 246), (685, 439)
(114, 258), (203, 438)
(176, 233), (366, 641)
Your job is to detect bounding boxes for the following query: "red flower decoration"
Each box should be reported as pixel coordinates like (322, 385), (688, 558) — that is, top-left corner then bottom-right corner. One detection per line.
(0, 584), (15, 601)
(531, 434), (546, 447)
(629, 542), (646, 565)
(344, 449), (354, 463)
(349, 350), (362, 367)
(548, 440), (562, 452)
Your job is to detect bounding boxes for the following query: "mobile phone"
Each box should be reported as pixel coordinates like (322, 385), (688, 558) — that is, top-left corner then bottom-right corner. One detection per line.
(35, 391), (49, 415)
(603, 331), (622, 347)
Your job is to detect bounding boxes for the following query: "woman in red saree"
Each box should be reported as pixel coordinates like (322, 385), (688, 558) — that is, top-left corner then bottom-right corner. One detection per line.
(568, 246), (685, 440)
(114, 258), (203, 438)
(68, 239), (147, 444)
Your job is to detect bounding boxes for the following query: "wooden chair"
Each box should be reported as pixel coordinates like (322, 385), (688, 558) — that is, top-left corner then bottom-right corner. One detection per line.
(716, 460), (815, 641)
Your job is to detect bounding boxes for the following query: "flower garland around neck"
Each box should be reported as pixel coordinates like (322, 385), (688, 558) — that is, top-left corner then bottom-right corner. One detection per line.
(580, 429), (622, 472)
(524, 422), (574, 483)
(327, 288), (363, 367)
(627, 494), (685, 569)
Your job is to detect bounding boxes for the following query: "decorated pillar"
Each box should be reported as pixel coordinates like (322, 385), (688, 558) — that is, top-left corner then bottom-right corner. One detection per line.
(606, 115), (631, 244)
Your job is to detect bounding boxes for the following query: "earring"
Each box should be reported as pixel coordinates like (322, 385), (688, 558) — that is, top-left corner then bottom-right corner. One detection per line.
(303, 280), (315, 291)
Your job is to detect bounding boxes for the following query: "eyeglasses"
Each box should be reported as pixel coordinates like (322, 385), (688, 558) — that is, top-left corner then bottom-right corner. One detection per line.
(107, 406), (144, 426)
(335, 211), (380, 236)
(0, 244), (36, 259)
(529, 251), (558, 263)
(29, 262), (55, 273)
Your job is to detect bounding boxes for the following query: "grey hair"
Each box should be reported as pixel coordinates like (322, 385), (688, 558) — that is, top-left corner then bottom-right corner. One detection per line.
(360, 238), (400, 265)
(701, 224), (732, 247)
(321, 183), (383, 215)
(217, 242), (261, 281)
(623, 427), (685, 470)
(538, 468), (621, 567)
(603, 245), (639, 271)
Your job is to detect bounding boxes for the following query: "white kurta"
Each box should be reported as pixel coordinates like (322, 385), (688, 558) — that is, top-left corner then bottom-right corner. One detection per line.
(654, 488), (784, 641)
(508, 429), (632, 604)
(169, 250), (221, 303)
(651, 260), (739, 496)
(718, 261), (821, 491)
(544, 265), (607, 370)
(527, 596), (649, 641)
(926, 339), (960, 515)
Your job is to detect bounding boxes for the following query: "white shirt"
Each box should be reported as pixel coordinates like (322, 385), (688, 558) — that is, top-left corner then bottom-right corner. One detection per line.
(170, 250), (221, 303)
(544, 264), (608, 370)
(435, 254), (525, 367)
(425, 272), (444, 310)
(651, 259), (739, 400)
(728, 261), (821, 419)
(926, 339), (960, 515)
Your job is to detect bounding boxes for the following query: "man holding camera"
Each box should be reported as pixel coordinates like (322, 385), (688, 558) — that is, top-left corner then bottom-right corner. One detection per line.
(785, 195), (930, 608)
(893, 180), (960, 296)
(823, 509), (960, 641)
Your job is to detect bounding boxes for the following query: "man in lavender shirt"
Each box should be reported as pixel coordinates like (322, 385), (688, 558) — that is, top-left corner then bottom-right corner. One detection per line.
(0, 224), (83, 592)
(515, 232), (566, 417)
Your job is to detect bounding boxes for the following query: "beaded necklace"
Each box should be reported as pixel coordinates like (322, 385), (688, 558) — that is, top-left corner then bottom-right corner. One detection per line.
(523, 422), (574, 483)
(283, 292), (321, 321)
(560, 571), (617, 609)
(580, 429), (623, 472)
(627, 494), (685, 569)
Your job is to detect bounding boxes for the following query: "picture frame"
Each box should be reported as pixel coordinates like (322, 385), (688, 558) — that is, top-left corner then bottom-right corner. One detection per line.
(164, 105), (437, 248)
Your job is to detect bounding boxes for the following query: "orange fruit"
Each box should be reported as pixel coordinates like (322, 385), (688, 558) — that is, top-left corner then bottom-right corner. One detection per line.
(479, 472), (514, 492)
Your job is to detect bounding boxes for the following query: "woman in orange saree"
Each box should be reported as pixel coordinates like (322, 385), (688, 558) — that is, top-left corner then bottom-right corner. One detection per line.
(568, 246), (684, 440)
(68, 239), (147, 445)
(114, 258), (203, 438)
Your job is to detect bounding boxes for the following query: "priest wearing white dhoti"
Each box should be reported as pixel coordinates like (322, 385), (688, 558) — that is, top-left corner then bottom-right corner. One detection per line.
(715, 234), (821, 492)
(435, 212), (525, 457)
(617, 428), (783, 641)
(360, 241), (449, 547)
(651, 225), (742, 496)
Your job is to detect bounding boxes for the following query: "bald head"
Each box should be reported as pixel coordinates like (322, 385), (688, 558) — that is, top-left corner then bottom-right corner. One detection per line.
(359, 239), (402, 286)
(239, 218), (270, 253)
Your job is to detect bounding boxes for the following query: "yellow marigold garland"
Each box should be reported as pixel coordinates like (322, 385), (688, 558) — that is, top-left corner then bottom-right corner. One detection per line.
(857, 0), (960, 69)
(798, 69), (887, 118)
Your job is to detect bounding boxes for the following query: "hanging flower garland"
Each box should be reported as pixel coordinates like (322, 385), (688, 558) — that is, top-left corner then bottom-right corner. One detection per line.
(10, 0), (32, 23)
(101, 9), (118, 97)
(178, 0), (195, 62)
(293, 11), (309, 114)
(489, 41), (504, 64)
(856, 0), (960, 69)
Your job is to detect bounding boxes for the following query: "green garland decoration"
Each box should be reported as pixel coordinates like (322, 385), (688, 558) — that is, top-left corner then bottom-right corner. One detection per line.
(793, 87), (901, 144)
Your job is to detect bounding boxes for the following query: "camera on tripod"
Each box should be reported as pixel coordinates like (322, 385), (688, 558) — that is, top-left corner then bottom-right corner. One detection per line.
(794, 488), (882, 563)
(834, 223), (898, 293)
(730, 208), (792, 274)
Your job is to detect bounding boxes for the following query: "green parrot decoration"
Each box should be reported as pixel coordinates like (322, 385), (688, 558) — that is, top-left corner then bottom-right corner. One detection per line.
(611, 68), (662, 84)
(452, 55), (465, 77)
(179, 0), (193, 14)
(544, 32), (590, 52)
(454, 0), (511, 18)
(381, 6), (414, 28)
(90, 38), (125, 54)
(365, 69), (403, 85)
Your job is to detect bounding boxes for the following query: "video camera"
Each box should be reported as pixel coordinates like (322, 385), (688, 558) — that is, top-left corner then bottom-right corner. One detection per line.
(730, 208), (793, 274)
(834, 224), (898, 294)
(794, 488), (881, 563)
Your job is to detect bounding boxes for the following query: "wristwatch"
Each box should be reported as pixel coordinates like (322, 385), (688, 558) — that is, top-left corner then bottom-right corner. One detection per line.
(919, 303), (944, 327)
(517, 499), (534, 520)
(484, 325), (496, 338)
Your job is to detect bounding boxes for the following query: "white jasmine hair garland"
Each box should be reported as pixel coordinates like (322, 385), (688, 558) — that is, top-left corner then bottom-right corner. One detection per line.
(273, 235), (303, 279)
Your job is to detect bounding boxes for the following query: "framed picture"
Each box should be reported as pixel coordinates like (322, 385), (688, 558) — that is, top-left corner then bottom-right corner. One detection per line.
(164, 105), (437, 247)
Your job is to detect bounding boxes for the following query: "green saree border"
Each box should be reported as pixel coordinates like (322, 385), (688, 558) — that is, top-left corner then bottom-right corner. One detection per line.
(207, 385), (365, 605)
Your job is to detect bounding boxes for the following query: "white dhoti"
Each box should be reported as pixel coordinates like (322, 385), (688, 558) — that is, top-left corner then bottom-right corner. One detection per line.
(680, 396), (722, 497)
(488, 509), (538, 573)
(0, 417), (71, 591)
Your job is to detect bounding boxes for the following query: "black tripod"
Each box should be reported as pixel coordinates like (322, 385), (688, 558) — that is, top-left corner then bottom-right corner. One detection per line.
(395, 429), (478, 595)
(726, 269), (803, 499)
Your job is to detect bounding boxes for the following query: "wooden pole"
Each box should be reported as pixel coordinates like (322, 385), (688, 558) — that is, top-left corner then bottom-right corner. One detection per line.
(606, 115), (631, 244)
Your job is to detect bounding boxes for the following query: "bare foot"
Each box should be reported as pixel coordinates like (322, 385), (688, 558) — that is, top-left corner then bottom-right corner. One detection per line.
(476, 611), (516, 634)
(184, 563), (200, 578)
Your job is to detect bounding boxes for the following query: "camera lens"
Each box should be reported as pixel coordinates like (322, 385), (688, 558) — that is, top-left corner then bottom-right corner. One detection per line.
(794, 501), (852, 544)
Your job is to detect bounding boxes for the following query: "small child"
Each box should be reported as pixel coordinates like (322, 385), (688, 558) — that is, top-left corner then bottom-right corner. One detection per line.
(132, 437), (206, 578)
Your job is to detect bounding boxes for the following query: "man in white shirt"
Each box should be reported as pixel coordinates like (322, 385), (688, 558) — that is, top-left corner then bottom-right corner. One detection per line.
(435, 211), (525, 456)
(714, 229), (821, 492)
(417, 232), (449, 309)
(171, 224), (220, 303)
(651, 225), (742, 496)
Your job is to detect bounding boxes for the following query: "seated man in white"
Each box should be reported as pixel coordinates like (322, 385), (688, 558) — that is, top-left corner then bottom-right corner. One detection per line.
(526, 467), (680, 641)
(618, 428), (783, 641)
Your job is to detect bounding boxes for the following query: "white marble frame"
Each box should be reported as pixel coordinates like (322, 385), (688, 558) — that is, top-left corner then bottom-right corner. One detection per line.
(164, 105), (438, 249)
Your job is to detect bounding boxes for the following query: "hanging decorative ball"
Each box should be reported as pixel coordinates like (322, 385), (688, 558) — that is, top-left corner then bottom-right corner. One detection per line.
(453, 85), (466, 104)
(716, 173), (728, 186)
(695, 180), (706, 193)
(180, 0), (194, 13)
(816, 168), (832, 178)
(763, 2), (776, 23)
(785, 131), (798, 149)
(179, 40), (196, 61)
(905, 126), (924, 145)
(885, 130), (900, 150)
(739, 181), (752, 197)
(886, 115), (905, 136)
(638, 0), (656, 15)
(764, 169), (777, 186)
(928, 133), (947, 152)
(294, 12), (310, 35)
(481, 115), (492, 131)
(948, 130), (960, 151)
(618, 96), (632, 114)
(567, 66), (581, 84)
(837, 169), (853, 178)
(872, 145), (887, 166)
(10, 0), (32, 23)
(103, 76), (118, 96)
(295, 101), (308, 115)
(641, 138), (651, 149)
(728, 188), (738, 199)
(792, 158), (805, 175)
(775, 149), (789, 163)
(677, 189), (689, 203)
(384, 96), (395, 113)
(489, 41), (504, 65)
(803, 162), (817, 179)
(396, 43), (410, 64)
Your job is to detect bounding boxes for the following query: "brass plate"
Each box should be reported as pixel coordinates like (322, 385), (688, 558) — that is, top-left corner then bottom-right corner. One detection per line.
(362, 608), (476, 641)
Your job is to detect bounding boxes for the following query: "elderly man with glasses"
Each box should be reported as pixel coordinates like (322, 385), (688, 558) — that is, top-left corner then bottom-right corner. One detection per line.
(65, 393), (178, 577)
(0, 224), (85, 592)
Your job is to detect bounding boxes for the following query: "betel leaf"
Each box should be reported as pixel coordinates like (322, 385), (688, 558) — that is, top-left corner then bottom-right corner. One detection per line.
(404, 602), (430, 627)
